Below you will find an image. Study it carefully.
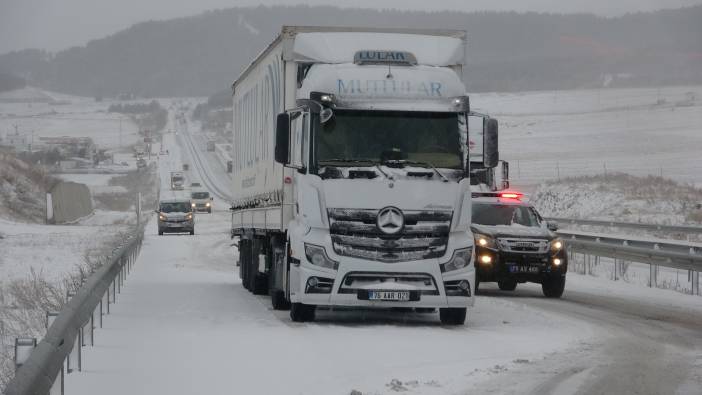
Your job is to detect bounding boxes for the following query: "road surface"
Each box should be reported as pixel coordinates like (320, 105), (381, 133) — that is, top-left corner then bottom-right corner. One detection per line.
(64, 114), (702, 395)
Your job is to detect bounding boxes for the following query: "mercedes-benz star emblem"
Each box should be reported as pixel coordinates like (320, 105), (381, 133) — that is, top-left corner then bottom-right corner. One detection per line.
(377, 207), (404, 235)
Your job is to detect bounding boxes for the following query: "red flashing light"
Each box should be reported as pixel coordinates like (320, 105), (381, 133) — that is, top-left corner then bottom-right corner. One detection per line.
(499, 192), (523, 199)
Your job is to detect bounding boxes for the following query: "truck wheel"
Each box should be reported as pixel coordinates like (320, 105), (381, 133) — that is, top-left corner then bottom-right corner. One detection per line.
(542, 275), (566, 298)
(474, 277), (480, 295)
(239, 240), (251, 290)
(439, 308), (467, 325)
(290, 303), (315, 322)
(253, 274), (268, 295)
(271, 290), (291, 310)
(498, 279), (518, 291)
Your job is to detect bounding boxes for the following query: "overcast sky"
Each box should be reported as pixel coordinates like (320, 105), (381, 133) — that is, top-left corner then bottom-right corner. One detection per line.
(1, 0), (701, 54)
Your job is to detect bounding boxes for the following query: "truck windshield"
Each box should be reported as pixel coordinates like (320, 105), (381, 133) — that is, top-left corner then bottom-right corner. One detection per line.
(160, 202), (192, 213)
(472, 203), (542, 227)
(316, 110), (465, 169)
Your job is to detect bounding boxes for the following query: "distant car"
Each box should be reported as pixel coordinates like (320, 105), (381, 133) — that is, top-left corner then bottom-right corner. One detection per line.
(190, 190), (213, 213)
(157, 196), (195, 235)
(136, 158), (147, 168)
(471, 191), (567, 298)
(190, 182), (202, 188)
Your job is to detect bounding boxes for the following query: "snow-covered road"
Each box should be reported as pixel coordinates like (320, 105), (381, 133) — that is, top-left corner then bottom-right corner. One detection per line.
(62, 107), (702, 394)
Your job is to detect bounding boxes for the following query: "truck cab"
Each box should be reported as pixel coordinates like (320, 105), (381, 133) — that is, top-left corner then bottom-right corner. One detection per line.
(231, 27), (502, 325)
(471, 191), (567, 297)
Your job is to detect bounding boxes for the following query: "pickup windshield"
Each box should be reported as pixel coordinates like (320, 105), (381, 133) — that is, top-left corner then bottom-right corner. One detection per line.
(191, 192), (209, 199)
(316, 110), (466, 170)
(160, 202), (192, 213)
(472, 203), (542, 227)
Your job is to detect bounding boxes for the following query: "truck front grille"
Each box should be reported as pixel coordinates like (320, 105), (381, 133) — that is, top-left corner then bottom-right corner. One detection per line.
(497, 238), (549, 253)
(328, 208), (452, 262)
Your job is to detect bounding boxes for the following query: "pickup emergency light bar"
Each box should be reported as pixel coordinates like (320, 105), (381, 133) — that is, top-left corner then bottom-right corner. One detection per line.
(472, 191), (524, 200)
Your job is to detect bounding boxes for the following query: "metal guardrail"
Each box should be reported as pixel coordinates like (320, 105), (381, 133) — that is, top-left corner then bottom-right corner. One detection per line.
(4, 229), (144, 395)
(548, 217), (702, 235)
(559, 230), (701, 295)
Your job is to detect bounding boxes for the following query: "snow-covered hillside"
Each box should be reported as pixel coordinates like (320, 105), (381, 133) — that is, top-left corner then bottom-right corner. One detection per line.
(530, 174), (702, 225)
(472, 86), (702, 187)
(0, 152), (55, 223)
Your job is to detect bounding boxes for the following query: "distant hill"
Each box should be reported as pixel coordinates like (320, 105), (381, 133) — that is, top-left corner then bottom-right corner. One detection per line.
(1, 5), (701, 97)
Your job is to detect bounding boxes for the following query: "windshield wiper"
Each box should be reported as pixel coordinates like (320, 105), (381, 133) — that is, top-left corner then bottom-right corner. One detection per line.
(318, 158), (378, 167)
(393, 160), (450, 183)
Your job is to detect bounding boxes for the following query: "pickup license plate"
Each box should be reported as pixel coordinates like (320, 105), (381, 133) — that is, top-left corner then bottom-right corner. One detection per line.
(368, 291), (410, 301)
(509, 265), (540, 274)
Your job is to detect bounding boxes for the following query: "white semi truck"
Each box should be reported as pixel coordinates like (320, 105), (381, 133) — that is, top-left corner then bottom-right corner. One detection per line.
(230, 26), (499, 324)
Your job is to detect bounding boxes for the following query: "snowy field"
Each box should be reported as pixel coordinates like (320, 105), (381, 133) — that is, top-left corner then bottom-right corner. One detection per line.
(0, 90), (141, 151)
(472, 85), (702, 187)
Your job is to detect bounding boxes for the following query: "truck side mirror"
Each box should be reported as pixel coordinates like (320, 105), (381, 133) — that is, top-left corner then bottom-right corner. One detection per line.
(484, 118), (499, 168)
(275, 113), (290, 164)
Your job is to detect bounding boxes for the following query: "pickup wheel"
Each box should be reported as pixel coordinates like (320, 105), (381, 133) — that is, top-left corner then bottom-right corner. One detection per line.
(290, 303), (316, 322)
(158, 230), (163, 236)
(190, 230), (195, 235)
(498, 279), (518, 291)
(439, 308), (467, 325)
(542, 275), (566, 298)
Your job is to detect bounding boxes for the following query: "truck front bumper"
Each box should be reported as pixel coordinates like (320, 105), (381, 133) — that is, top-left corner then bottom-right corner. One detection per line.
(289, 231), (475, 309)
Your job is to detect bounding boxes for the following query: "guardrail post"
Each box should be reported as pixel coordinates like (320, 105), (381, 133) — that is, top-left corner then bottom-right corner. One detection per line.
(67, 331), (81, 373)
(649, 263), (658, 288)
(14, 337), (37, 369)
(49, 364), (64, 395)
(692, 270), (699, 296)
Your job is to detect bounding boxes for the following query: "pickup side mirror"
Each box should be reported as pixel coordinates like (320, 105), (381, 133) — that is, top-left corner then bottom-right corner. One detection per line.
(275, 113), (290, 164)
(210, 197), (214, 200)
(547, 221), (559, 231)
(484, 118), (499, 168)
(154, 209), (160, 214)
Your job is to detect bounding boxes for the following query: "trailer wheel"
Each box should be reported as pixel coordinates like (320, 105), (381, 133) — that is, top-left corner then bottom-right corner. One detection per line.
(290, 303), (315, 322)
(239, 240), (251, 290)
(498, 279), (517, 291)
(439, 308), (466, 325)
(271, 290), (290, 310)
(542, 275), (566, 298)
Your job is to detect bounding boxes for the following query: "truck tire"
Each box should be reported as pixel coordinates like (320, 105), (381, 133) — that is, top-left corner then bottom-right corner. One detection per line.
(498, 279), (518, 291)
(542, 275), (566, 298)
(439, 308), (467, 325)
(271, 290), (290, 310)
(474, 277), (481, 295)
(239, 240), (251, 290)
(253, 274), (268, 295)
(290, 303), (315, 322)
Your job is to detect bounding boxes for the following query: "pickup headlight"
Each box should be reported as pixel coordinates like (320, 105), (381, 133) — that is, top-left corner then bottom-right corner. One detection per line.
(186, 213), (193, 220)
(158, 214), (166, 221)
(205, 202), (211, 207)
(440, 247), (473, 273)
(191, 203), (196, 207)
(304, 244), (339, 270)
(474, 234), (497, 249)
(551, 238), (564, 252)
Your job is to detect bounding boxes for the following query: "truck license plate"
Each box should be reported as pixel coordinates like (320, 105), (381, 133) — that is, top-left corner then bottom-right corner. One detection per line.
(368, 291), (410, 301)
(509, 265), (539, 274)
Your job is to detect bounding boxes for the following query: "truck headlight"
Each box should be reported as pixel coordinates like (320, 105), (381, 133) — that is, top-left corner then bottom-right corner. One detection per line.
(551, 238), (563, 252)
(474, 234), (497, 249)
(440, 247), (473, 273)
(304, 244), (339, 270)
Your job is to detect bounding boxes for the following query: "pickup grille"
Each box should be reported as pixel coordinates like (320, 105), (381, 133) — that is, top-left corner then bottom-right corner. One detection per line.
(497, 238), (549, 253)
(328, 208), (452, 262)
